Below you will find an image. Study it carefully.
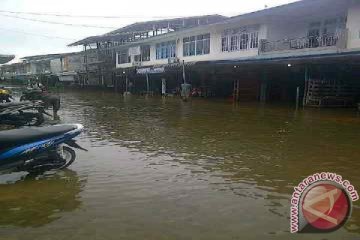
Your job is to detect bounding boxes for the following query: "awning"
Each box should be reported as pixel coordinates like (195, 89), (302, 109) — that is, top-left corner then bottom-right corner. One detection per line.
(205, 49), (360, 66)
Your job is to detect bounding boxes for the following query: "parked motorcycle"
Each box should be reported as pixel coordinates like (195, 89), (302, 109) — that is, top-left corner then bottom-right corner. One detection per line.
(0, 101), (47, 127)
(20, 89), (43, 102)
(0, 88), (13, 103)
(0, 124), (85, 173)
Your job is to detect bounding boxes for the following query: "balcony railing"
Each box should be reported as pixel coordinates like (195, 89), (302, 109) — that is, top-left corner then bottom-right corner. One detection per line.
(260, 30), (348, 54)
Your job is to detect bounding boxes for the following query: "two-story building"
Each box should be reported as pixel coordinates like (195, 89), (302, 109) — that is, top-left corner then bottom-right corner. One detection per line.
(71, 0), (360, 107)
(68, 15), (228, 88)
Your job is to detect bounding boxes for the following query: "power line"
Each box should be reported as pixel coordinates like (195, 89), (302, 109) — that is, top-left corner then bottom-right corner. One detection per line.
(0, 27), (77, 41)
(0, 13), (117, 29)
(0, 10), (184, 19)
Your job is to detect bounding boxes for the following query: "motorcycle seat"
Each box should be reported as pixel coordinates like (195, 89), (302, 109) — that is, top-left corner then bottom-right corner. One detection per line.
(0, 125), (77, 151)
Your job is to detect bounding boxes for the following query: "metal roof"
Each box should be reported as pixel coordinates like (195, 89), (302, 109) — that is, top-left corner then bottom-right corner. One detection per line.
(68, 15), (227, 46)
(0, 55), (15, 64)
(21, 52), (82, 62)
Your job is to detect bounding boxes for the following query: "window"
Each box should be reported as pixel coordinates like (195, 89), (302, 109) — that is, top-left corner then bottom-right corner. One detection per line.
(118, 50), (130, 64)
(221, 26), (259, 52)
(308, 22), (321, 38)
(134, 45), (150, 62)
(323, 19), (337, 36)
(142, 45), (150, 61)
(196, 34), (210, 55)
(250, 32), (259, 49)
(230, 35), (239, 51)
(203, 35), (210, 54)
(184, 33), (210, 56)
(221, 36), (229, 52)
(156, 41), (176, 59)
(183, 36), (196, 56)
(240, 33), (249, 50)
(196, 36), (204, 55)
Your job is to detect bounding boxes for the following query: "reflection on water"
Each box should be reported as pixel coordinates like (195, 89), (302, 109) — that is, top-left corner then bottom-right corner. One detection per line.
(0, 90), (359, 239)
(0, 170), (83, 227)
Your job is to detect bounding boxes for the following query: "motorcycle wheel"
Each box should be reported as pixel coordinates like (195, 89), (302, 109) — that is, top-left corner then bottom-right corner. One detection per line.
(25, 146), (76, 173)
(59, 146), (76, 169)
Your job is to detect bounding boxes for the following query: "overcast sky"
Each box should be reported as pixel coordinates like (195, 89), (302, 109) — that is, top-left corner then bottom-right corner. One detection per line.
(0, 0), (297, 61)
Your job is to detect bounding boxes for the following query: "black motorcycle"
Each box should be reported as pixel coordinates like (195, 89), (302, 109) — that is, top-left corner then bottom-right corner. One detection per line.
(0, 101), (48, 127)
(20, 89), (43, 102)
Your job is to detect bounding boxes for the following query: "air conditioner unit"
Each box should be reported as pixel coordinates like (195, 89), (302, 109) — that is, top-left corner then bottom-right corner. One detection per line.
(168, 57), (179, 64)
(132, 61), (142, 67)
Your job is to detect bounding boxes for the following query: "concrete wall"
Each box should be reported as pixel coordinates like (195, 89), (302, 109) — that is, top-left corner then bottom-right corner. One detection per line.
(65, 54), (83, 72)
(50, 58), (62, 74)
(29, 63), (37, 74)
(50, 55), (83, 74)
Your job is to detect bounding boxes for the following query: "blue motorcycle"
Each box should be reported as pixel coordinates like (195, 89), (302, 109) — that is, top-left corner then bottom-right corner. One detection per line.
(0, 124), (85, 173)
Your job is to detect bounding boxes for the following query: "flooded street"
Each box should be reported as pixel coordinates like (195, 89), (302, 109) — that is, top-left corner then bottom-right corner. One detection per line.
(1, 90), (360, 239)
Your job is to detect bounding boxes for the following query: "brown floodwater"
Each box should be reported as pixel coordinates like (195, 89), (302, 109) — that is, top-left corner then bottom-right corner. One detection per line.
(0, 90), (360, 240)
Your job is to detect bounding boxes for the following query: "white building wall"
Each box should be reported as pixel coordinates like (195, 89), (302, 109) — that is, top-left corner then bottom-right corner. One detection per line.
(116, 22), (267, 69)
(115, 1), (359, 69)
(266, 19), (308, 41)
(346, 2), (360, 49)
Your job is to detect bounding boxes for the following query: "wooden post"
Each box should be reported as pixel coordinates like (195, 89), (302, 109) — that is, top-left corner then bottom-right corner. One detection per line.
(84, 45), (89, 87)
(161, 78), (166, 95)
(182, 60), (186, 84)
(260, 70), (268, 103)
(236, 80), (240, 102)
(113, 73), (117, 92)
(296, 86), (300, 110)
(303, 66), (309, 106)
(146, 74), (150, 94)
(125, 75), (128, 93)
(233, 80), (236, 102)
(233, 79), (240, 102)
